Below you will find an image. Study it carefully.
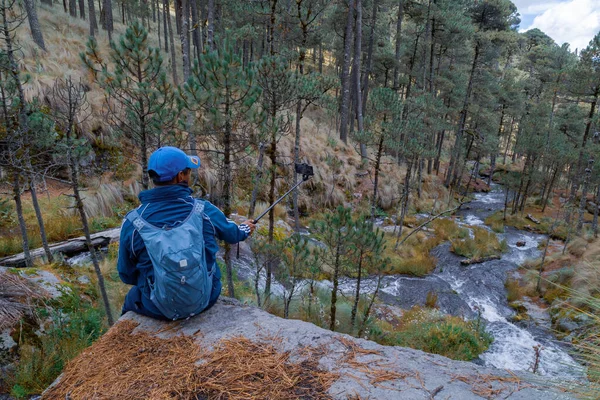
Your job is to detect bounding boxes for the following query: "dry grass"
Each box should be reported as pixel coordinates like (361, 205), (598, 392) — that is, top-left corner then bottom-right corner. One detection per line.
(43, 320), (337, 399)
(384, 232), (438, 277)
(0, 270), (46, 330)
(336, 336), (411, 388)
(451, 372), (532, 398)
(15, 3), (181, 140)
(450, 226), (507, 260)
(382, 218), (468, 277)
(571, 240), (600, 303)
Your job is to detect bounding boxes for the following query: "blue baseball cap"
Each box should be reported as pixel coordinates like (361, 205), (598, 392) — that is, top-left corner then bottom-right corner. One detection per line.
(148, 146), (201, 182)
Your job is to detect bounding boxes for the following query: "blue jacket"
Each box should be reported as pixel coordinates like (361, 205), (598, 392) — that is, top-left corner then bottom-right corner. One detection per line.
(117, 184), (250, 320)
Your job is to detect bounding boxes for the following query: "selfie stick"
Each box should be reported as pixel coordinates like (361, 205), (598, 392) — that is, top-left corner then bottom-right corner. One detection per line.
(252, 164), (314, 224)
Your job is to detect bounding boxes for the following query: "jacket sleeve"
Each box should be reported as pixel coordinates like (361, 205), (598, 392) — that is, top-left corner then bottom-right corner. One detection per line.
(117, 220), (138, 285)
(203, 201), (250, 244)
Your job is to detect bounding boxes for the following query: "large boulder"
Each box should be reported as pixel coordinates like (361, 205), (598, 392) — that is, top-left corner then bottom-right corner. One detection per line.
(45, 299), (572, 399)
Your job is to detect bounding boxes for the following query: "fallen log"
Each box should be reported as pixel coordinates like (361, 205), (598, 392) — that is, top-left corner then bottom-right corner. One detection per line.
(460, 255), (501, 265)
(526, 214), (540, 224)
(0, 228), (121, 268)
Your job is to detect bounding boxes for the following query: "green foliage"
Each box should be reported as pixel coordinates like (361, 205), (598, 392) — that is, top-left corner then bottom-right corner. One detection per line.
(450, 226), (506, 259)
(81, 21), (179, 187)
(8, 288), (106, 396)
(370, 306), (493, 361)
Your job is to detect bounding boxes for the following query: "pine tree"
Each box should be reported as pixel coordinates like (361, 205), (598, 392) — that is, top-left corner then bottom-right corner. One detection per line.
(81, 21), (179, 190)
(0, 0), (54, 266)
(276, 233), (311, 319)
(52, 77), (115, 326)
(181, 41), (262, 298)
(353, 87), (402, 223)
(347, 215), (385, 331)
(311, 206), (354, 332)
(256, 55), (297, 298)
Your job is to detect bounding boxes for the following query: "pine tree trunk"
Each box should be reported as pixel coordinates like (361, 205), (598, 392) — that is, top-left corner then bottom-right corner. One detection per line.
(338, 0), (355, 144)
(174, 0), (181, 34)
(567, 90), (598, 223)
(28, 176), (53, 263)
(489, 105), (504, 185)
(163, 0), (168, 51)
(392, 0), (404, 90)
(593, 184), (599, 238)
(101, 0), (113, 41)
(353, 0), (367, 159)
(371, 135), (384, 223)
(165, 0), (179, 84)
(78, 0), (85, 18)
(445, 44), (479, 188)
(3, 2), (33, 269)
(357, 272), (382, 337)
(265, 102), (277, 300)
(207, 0), (214, 50)
(350, 249), (363, 330)
(434, 129), (444, 174)
(394, 158), (413, 249)
(542, 166), (558, 213)
(318, 42), (323, 73)
(68, 136), (114, 326)
(190, 0), (202, 61)
(224, 106), (235, 298)
(23, 0), (47, 51)
(417, 157), (423, 199)
(293, 99), (302, 231)
(361, 0), (377, 115)
(179, 0), (191, 79)
(576, 158), (594, 234)
(329, 239), (341, 332)
(69, 0), (77, 16)
(503, 116), (514, 164)
(88, 0), (97, 36)
(248, 143), (265, 219)
(157, 0), (161, 50)
(13, 173), (33, 268)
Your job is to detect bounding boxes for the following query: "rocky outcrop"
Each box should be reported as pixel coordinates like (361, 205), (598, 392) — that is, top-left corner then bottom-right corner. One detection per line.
(46, 298), (572, 399)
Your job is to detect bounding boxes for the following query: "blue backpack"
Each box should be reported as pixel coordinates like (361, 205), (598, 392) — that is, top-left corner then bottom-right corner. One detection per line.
(126, 199), (213, 320)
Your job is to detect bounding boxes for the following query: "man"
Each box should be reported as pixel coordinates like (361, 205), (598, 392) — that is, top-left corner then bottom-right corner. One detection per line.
(118, 146), (255, 320)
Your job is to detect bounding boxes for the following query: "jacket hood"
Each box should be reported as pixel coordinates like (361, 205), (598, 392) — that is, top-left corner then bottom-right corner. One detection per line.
(138, 184), (193, 203)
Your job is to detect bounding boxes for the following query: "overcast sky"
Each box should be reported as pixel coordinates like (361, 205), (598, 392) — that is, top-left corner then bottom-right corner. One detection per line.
(513, 0), (600, 51)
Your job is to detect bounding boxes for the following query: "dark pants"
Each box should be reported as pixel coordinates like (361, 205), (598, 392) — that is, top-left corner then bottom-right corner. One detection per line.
(122, 264), (222, 320)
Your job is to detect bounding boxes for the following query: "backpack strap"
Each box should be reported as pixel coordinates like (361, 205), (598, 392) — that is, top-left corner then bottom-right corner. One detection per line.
(193, 199), (205, 216)
(125, 209), (146, 231)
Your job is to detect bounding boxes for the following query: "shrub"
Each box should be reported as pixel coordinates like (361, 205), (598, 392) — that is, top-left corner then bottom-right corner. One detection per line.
(450, 226), (505, 260)
(484, 213), (505, 233)
(384, 234), (437, 277)
(425, 291), (438, 308)
(505, 278), (523, 302)
(375, 306), (492, 361)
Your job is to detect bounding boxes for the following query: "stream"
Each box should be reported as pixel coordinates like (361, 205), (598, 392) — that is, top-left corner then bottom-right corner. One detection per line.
(348, 183), (583, 379)
(233, 183), (585, 380)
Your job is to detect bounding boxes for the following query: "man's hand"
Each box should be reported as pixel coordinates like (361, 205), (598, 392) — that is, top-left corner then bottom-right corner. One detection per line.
(243, 220), (256, 235)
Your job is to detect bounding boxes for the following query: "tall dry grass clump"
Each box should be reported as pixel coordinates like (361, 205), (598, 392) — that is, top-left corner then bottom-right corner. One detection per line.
(0, 271), (45, 330)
